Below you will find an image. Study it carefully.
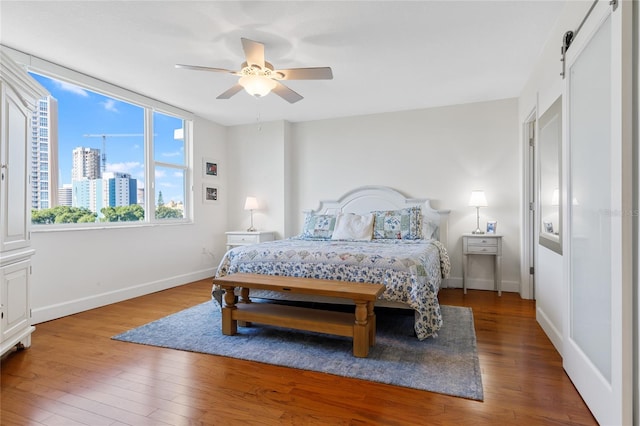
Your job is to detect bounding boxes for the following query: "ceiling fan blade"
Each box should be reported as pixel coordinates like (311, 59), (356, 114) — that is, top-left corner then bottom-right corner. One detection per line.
(271, 81), (303, 104)
(216, 84), (244, 99)
(241, 38), (265, 69)
(275, 67), (333, 80)
(175, 64), (237, 74)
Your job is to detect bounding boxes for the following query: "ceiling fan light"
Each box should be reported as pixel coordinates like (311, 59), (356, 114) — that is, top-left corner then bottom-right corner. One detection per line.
(239, 75), (277, 97)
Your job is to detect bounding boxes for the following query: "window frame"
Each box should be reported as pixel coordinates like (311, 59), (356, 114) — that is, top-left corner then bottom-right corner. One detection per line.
(10, 48), (195, 230)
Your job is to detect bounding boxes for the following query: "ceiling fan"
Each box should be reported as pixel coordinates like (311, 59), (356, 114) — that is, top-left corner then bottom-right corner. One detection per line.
(175, 38), (333, 103)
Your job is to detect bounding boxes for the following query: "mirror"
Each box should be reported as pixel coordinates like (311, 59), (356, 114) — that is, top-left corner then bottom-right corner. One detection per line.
(538, 96), (562, 254)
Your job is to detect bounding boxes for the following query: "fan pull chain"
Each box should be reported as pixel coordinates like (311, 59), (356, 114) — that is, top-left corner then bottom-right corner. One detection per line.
(255, 100), (262, 132)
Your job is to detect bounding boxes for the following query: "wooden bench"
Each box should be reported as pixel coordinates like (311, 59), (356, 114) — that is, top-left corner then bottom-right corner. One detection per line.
(212, 273), (385, 358)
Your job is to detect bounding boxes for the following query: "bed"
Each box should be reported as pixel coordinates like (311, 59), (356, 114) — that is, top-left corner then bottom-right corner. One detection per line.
(213, 186), (451, 340)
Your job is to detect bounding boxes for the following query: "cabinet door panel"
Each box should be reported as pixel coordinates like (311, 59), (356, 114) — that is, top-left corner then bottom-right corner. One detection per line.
(1, 259), (30, 342)
(1, 84), (30, 253)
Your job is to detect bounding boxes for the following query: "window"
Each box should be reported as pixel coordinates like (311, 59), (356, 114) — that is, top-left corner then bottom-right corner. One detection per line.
(153, 111), (186, 220)
(27, 71), (192, 227)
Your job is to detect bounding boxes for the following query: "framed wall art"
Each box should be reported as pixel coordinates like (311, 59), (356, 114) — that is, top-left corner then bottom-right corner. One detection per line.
(203, 184), (219, 203)
(203, 158), (219, 178)
(543, 221), (554, 234)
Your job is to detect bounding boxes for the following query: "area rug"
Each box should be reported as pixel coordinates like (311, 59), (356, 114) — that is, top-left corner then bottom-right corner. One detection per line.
(112, 301), (483, 401)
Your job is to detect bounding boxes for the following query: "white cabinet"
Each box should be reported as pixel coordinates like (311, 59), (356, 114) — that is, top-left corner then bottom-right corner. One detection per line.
(226, 231), (275, 250)
(0, 49), (48, 356)
(462, 234), (503, 295)
(1, 256), (35, 354)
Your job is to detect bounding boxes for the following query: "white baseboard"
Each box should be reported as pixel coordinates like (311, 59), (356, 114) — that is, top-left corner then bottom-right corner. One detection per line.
(536, 306), (563, 356)
(31, 267), (216, 324)
(444, 276), (520, 293)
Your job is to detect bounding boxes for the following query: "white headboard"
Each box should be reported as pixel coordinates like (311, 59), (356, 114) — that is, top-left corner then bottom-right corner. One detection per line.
(304, 186), (450, 249)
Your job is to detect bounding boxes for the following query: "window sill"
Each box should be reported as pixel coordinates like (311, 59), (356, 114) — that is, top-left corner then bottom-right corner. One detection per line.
(31, 220), (193, 233)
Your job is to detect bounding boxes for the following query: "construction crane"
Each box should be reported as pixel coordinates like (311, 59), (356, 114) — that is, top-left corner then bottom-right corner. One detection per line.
(83, 133), (143, 172)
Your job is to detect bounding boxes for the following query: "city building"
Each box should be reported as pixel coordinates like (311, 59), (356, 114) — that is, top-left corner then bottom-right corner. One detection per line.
(136, 186), (145, 206)
(30, 95), (58, 209)
(57, 183), (72, 206)
(71, 146), (101, 181)
(72, 172), (137, 216)
(101, 171), (137, 208)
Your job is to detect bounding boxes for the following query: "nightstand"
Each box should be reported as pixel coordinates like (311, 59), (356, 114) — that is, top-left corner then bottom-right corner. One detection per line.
(225, 231), (274, 250)
(462, 234), (503, 295)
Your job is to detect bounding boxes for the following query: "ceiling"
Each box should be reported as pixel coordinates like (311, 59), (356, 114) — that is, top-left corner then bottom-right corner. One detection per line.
(0, 1), (565, 126)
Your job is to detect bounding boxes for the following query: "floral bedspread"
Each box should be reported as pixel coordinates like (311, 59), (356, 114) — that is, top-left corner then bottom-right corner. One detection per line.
(213, 238), (450, 340)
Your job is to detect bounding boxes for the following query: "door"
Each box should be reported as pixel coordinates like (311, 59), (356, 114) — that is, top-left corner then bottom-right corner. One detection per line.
(0, 81), (32, 253)
(562, 2), (632, 425)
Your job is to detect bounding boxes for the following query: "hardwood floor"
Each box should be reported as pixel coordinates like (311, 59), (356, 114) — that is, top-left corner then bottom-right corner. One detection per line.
(1, 279), (596, 425)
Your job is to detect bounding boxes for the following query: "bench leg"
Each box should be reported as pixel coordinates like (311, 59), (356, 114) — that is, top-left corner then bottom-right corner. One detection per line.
(238, 287), (252, 328)
(367, 301), (376, 347)
(353, 300), (369, 358)
(221, 286), (237, 335)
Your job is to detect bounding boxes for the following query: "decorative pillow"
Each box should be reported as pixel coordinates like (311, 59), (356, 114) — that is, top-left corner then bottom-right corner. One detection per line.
(300, 212), (337, 240)
(372, 207), (423, 240)
(331, 213), (374, 241)
(423, 220), (439, 240)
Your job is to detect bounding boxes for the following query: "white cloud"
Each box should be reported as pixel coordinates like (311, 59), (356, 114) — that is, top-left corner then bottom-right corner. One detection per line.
(162, 151), (182, 158)
(101, 99), (119, 112)
(106, 161), (142, 175)
(54, 81), (89, 97)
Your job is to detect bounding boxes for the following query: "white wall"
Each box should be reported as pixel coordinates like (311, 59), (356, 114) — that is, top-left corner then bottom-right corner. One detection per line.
(536, 246), (564, 350)
(30, 116), (228, 323)
(226, 99), (522, 292)
(517, 0), (593, 354)
(225, 121), (290, 238)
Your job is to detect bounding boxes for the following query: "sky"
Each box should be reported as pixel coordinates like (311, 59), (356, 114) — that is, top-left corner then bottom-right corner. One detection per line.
(30, 73), (185, 205)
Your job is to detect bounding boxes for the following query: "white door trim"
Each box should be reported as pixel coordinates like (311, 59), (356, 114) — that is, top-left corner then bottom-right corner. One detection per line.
(520, 107), (536, 300)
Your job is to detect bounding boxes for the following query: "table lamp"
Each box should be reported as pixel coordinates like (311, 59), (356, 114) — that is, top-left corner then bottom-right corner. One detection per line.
(244, 196), (259, 232)
(468, 190), (487, 234)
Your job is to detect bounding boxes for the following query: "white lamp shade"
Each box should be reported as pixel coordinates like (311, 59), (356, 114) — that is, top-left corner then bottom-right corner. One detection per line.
(239, 75), (277, 97)
(468, 190), (488, 207)
(244, 196), (259, 210)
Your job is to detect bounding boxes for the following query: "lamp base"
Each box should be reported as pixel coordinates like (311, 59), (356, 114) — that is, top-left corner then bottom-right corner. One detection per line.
(472, 207), (484, 234)
(246, 227), (257, 232)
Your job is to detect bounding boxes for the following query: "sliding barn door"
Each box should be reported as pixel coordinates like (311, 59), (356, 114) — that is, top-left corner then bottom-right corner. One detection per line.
(562, 1), (632, 425)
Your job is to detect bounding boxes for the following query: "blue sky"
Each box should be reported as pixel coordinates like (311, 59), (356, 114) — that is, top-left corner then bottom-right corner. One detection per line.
(30, 73), (185, 204)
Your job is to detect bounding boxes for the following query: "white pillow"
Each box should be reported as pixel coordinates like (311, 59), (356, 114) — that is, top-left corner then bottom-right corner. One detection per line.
(331, 213), (374, 241)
